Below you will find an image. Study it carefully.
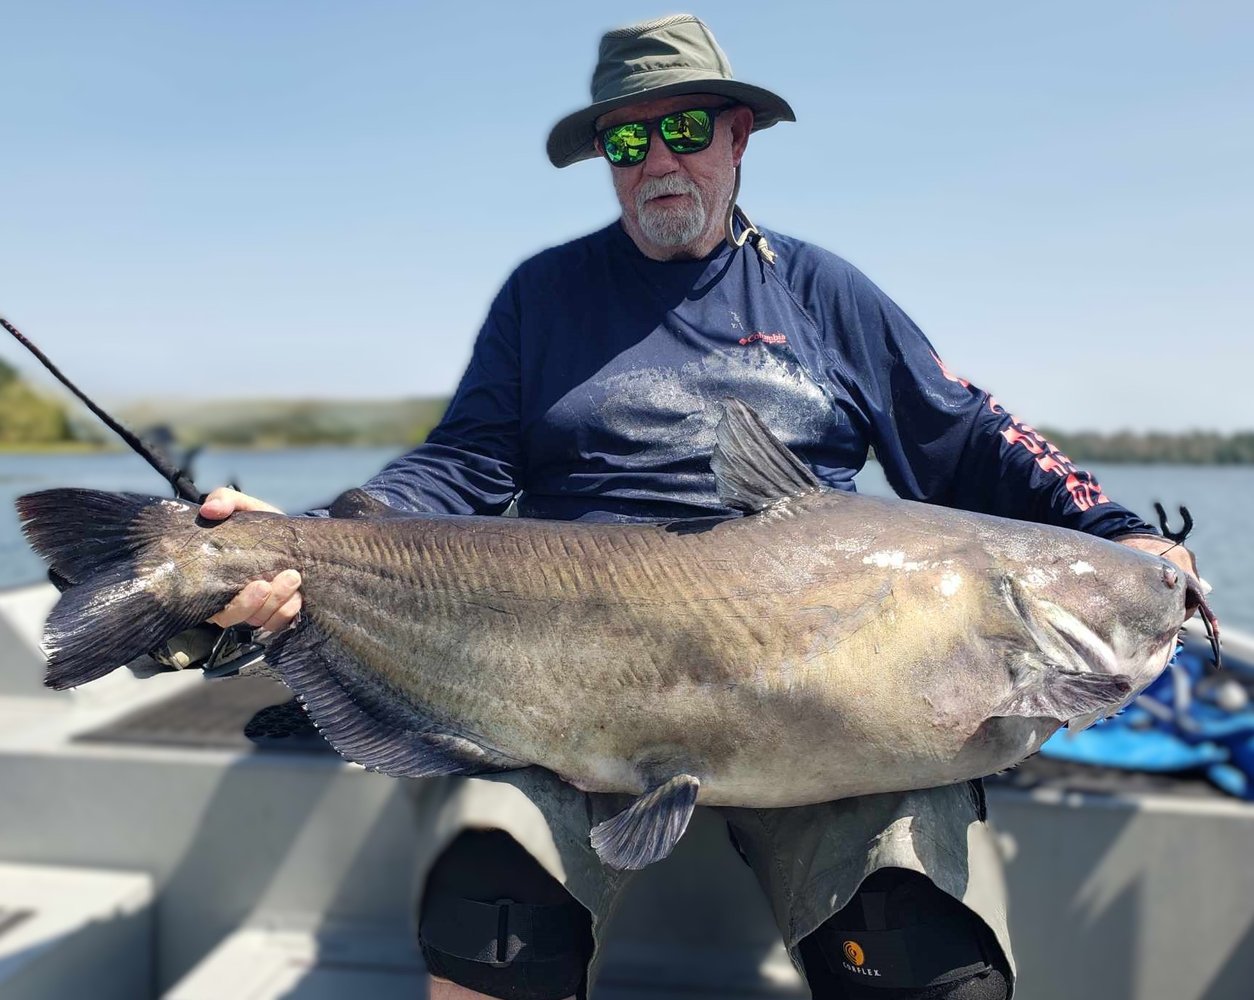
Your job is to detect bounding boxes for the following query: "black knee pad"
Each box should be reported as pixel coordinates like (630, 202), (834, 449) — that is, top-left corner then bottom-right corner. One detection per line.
(798, 867), (1010, 1000)
(419, 829), (594, 1000)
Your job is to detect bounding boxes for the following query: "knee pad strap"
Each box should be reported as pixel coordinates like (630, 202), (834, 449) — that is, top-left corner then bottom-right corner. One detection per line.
(418, 829), (594, 998)
(421, 894), (588, 967)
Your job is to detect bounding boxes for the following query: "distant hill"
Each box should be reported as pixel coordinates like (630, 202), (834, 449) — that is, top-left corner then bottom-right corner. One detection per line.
(115, 397), (449, 449)
(0, 358), (75, 445)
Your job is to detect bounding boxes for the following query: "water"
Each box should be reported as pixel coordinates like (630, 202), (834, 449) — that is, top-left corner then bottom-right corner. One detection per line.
(856, 461), (1252, 632)
(2, 449), (1251, 632)
(0, 446), (403, 589)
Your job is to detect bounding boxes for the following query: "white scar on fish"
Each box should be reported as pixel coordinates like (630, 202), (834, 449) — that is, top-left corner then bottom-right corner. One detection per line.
(863, 550), (934, 572)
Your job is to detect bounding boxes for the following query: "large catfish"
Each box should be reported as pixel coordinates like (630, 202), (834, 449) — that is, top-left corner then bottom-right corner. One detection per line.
(17, 401), (1212, 870)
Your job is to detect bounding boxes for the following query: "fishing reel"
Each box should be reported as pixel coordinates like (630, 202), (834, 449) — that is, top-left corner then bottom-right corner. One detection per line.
(148, 623), (266, 679)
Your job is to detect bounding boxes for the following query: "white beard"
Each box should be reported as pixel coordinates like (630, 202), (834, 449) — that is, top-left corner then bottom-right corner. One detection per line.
(634, 175), (707, 247)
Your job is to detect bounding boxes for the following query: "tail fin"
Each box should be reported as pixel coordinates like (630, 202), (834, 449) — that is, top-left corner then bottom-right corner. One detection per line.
(16, 489), (229, 690)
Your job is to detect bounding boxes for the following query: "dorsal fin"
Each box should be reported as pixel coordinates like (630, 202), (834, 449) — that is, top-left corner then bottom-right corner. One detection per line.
(328, 488), (411, 520)
(711, 399), (822, 513)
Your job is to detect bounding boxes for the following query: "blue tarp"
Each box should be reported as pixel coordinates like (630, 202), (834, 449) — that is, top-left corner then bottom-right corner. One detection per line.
(1039, 645), (1254, 799)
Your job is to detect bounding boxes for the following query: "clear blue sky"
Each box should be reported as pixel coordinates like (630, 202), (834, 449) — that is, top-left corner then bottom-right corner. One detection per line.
(1, 1), (1250, 431)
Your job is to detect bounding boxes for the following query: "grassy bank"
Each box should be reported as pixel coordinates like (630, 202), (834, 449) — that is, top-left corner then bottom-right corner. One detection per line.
(0, 440), (113, 454)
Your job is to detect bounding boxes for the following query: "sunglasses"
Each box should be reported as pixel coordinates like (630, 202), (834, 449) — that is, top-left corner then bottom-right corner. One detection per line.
(597, 106), (732, 168)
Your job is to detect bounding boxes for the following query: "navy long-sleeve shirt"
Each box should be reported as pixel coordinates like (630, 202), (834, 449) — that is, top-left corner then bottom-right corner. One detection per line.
(359, 221), (1153, 537)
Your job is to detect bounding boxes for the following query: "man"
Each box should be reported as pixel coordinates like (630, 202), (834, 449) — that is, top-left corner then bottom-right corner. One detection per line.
(203, 15), (1197, 1000)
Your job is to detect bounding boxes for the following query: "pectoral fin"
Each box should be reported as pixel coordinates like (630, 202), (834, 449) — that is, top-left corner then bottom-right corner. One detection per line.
(993, 666), (1132, 726)
(590, 774), (700, 871)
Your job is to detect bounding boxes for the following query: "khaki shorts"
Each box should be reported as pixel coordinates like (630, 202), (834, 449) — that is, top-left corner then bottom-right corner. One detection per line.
(411, 768), (1015, 996)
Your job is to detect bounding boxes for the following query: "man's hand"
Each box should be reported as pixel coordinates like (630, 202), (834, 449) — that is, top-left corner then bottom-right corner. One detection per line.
(1115, 533), (1200, 581)
(201, 487), (304, 633)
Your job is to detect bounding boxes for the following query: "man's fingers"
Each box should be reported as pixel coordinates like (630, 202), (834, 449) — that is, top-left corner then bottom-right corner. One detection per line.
(208, 571), (303, 631)
(199, 487), (244, 521)
(199, 486), (284, 521)
(1115, 535), (1200, 577)
(260, 593), (303, 634)
(210, 579), (271, 628)
(248, 570), (302, 628)
(198, 490), (296, 630)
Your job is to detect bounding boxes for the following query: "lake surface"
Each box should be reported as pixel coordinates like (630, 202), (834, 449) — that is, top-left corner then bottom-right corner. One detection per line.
(2, 449), (1250, 632)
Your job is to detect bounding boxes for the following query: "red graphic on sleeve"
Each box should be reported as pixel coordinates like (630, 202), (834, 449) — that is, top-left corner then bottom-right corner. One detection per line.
(931, 353), (971, 388)
(930, 353), (1111, 512)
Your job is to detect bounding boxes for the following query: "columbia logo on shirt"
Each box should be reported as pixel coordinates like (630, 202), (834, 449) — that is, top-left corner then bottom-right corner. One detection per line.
(739, 331), (787, 346)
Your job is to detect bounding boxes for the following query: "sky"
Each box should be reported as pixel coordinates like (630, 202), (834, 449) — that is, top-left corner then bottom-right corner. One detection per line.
(1, 1), (1250, 432)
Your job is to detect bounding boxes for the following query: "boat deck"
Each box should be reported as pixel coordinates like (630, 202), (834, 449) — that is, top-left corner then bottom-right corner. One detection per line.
(3, 583), (1254, 999)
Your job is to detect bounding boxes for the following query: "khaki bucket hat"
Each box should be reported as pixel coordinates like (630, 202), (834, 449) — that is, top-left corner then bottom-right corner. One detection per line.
(547, 14), (795, 168)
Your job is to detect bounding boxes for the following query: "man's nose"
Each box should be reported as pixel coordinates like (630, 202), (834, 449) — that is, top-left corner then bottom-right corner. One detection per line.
(641, 136), (682, 176)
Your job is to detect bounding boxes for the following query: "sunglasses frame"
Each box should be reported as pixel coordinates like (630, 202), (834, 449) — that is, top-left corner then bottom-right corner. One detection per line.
(596, 105), (735, 168)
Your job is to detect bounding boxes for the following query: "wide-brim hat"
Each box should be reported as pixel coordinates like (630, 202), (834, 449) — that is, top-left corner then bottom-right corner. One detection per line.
(547, 14), (795, 169)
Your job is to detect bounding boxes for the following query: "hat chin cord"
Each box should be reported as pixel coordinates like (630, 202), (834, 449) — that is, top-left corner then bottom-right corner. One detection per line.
(723, 166), (776, 265)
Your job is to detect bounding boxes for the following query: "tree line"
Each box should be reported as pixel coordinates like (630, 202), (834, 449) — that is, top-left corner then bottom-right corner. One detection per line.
(1, 358), (1251, 461)
(1041, 428), (1254, 465)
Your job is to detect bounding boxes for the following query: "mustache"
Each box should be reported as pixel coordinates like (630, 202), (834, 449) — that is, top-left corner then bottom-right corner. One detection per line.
(636, 174), (703, 212)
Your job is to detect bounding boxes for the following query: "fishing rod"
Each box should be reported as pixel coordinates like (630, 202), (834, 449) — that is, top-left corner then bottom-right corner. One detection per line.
(2, 314), (206, 503)
(3, 313), (272, 676)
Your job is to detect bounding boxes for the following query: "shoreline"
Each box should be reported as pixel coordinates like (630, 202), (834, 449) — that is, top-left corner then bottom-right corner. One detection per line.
(4, 444), (1254, 465)
(0, 441), (416, 456)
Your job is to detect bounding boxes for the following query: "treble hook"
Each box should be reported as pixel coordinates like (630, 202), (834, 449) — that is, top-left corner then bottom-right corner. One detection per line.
(1153, 502), (1193, 544)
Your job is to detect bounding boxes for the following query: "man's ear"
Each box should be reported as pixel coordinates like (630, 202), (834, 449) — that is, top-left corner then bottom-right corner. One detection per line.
(728, 105), (754, 166)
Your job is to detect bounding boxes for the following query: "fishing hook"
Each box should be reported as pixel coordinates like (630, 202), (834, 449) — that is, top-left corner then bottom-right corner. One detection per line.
(1153, 502), (1193, 545)
(1150, 502), (1218, 668)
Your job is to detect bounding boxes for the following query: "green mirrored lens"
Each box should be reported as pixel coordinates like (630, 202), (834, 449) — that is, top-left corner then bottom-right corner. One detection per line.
(600, 108), (721, 166)
(604, 122), (649, 165)
(659, 110), (713, 152)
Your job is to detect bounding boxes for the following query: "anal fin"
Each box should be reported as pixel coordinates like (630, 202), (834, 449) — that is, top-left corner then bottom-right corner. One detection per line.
(590, 774), (700, 871)
(992, 666), (1132, 726)
(266, 619), (524, 778)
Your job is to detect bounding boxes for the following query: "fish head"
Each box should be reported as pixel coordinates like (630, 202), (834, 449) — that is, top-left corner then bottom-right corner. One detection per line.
(1001, 540), (1199, 707)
